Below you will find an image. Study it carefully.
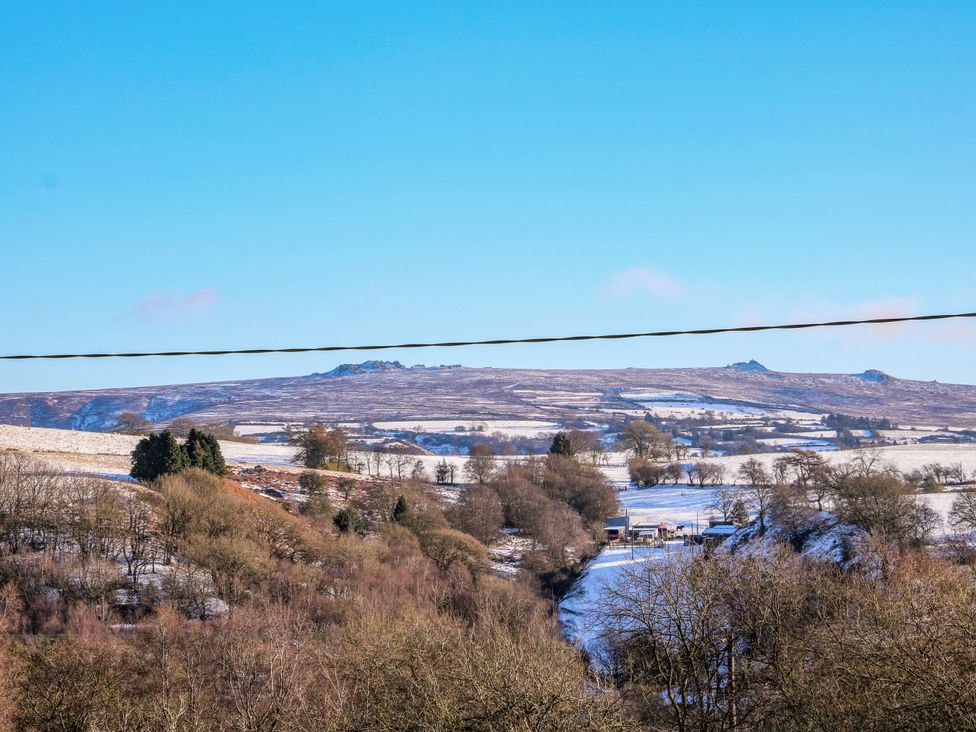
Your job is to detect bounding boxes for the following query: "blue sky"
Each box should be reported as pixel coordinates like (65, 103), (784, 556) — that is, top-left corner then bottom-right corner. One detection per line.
(1, 2), (974, 392)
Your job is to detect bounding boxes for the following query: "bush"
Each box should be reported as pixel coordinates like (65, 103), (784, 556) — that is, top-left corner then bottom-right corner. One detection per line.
(130, 429), (225, 482)
(920, 476), (944, 493)
(392, 495), (410, 523)
(333, 506), (365, 535)
(628, 458), (666, 487)
(420, 528), (488, 572)
(130, 431), (188, 482)
(185, 429), (226, 476)
(298, 471), (328, 495)
(300, 494), (333, 523)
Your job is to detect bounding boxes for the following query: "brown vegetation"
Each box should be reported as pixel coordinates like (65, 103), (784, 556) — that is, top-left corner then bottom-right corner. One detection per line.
(0, 447), (626, 730)
(597, 546), (976, 731)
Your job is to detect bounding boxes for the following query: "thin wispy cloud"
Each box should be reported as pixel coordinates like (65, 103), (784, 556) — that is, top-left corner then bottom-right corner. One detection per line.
(928, 320), (976, 345)
(126, 288), (220, 325)
(761, 298), (922, 344)
(846, 297), (921, 341)
(840, 299), (976, 345)
(599, 266), (685, 302)
(747, 297), (974, 346)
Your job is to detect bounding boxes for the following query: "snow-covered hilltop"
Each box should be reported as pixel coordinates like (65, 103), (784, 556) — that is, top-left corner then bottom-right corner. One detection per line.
(2, 361), (976, 431)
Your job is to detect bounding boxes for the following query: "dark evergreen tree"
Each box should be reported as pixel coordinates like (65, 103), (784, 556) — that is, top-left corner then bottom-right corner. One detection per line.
(333, 506), (365, 534)
(130, 431), (189, 482)
(548, 432), (574, 457)
(435, 460), (452, 485)
(184, 428), (226, 476)
(392, 494), (410, 523)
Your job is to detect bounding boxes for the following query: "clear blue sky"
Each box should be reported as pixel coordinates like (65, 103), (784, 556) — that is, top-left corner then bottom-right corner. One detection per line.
(1, 2), (974, 393)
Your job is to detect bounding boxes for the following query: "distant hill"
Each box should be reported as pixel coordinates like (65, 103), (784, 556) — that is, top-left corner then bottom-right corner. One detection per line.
(1, 361), (975, 430)
(307, 360), (408, 378)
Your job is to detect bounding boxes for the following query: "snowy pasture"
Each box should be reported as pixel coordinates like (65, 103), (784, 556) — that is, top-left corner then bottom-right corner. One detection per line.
(233, 423), (290, 436)
(620, 391), (823, 423)
(602, 445), (976, 488)
(756, 437), (835, 451)
(372, 419), (562, 438)
(917, 491), (964, 538)
(617, 485), (731, 528)
(560, 542), (693, 660)
(0, 424), (298, 478)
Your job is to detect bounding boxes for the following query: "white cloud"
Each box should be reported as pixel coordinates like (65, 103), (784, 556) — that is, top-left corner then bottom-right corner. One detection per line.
(762, 297), (974, 346)
(127, 287), (220, 325)
(599, 267), (685, 301)
(928, 319), (976, 345)
(845, 297), (921, 341)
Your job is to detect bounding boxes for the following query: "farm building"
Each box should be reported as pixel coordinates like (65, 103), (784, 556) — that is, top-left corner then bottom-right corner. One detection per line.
(604, 514), (685, 543)
(701, 522), (739, 548)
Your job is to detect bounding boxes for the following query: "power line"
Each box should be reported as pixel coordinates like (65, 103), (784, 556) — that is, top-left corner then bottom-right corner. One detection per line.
(2, 311), (974, 361)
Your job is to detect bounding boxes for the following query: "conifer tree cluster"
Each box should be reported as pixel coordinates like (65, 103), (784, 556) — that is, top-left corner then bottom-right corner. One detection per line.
(548, 432), (574, 457)
(130, 428), (226, 482)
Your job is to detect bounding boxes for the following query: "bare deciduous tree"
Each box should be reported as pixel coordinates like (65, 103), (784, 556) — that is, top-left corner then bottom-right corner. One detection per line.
(449, 484), (504, 546)
(949, 491), (976, 533)
(738, 458), (775, 526)
(618, 421), (673, 461)
(464, 444), (497, 484)
(687, 461), (725, 487)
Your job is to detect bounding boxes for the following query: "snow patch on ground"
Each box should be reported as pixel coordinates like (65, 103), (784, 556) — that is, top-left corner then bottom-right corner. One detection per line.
(372, 419), (562, 437)
(722, 513), (866, 566)
(560, 543), (693, 658)
(617, 485), (734, 528)
(0, 424), (297, 476)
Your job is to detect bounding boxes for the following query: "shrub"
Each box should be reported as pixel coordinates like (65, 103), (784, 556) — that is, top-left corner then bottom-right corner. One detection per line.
(130, 431), (188, 482)
(628, 458), (666, 487)
(298, 471), (328, 495)
(420, 528), (488, 572)
(333, 506), (365, 535)
(301, 495), (333, 523)
(131, 430), (225, 482)
(185, 429), (226, 476)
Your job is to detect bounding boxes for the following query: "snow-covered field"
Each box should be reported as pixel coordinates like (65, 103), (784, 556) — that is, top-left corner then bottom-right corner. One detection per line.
(917, 491), (964, 538)
(798, 429), (870, 439)
(618, 485), (729, 528)
(707, 445), (976, 478)
(562, 444), (976, 659)
(876, 428), (960, 443)
(233, 423), (291, 436)
(608, 445), (976, 485)
(756, 437), (835, 450)
(372, 419), (561, 437)
(592, 444), (976, 492)
(349, 450), (531, 482)
(0, 424), (298, 478)
(619, 392), (823, 422)
(5, 424), (976, 485)
(560, 542), (693, 660)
